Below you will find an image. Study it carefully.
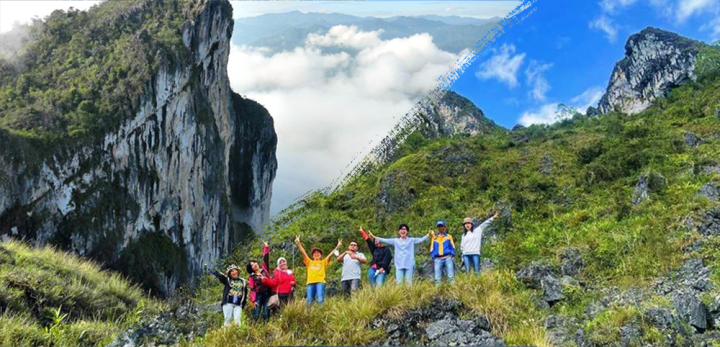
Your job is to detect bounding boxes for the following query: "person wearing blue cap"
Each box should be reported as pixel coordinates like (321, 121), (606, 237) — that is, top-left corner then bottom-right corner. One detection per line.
(429, 219), (456, 286)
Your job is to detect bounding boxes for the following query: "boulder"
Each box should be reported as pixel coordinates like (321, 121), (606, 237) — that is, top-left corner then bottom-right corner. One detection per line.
(684, 132), (704, 148)
(673, 292), (708, 332)
(697, 182), (720, 201)
(632, 171), (667, 205)
(541, 275), (565, 304)
(560, 248), (584, 276)
(515, 261), (553, 289)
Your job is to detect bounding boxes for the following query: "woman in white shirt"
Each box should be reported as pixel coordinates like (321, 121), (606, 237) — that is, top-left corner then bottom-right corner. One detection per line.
(460, 211), (499, 273)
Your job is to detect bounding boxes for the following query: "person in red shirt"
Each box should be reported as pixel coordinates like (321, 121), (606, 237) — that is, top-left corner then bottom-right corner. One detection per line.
(272, 256), (296, 306)
(247, 242), (275, 322)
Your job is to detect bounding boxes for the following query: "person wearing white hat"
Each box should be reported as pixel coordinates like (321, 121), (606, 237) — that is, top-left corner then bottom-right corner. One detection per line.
(461, 211), (499, 273)
(206, 263), (248, 327)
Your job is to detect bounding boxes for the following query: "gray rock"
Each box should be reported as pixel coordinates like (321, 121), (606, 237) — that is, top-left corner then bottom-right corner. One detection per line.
(597, 28), (702, 115)
(673, 292), (708, 331)
(644, 307), (676, 329)
(699, 208), (720, 237)
(541, 155), (553, 175)
(475, 315), (491, 332)
(586, 106), (600, 117)
(542, 275), (565, 304)
(560, 248), (584, 276)
(697, 182), (720, 201)
(708, 294), (720, 328)
(619, 323), (642, 347)
(632, 171), (667, 205)
(515, 261), (553, 289)
(700, 163), (720, 175)
(684, 132), (704, 148)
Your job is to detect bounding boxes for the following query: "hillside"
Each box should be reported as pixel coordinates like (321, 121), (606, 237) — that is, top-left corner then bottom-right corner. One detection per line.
(0, 0), (278, 297)
(173, 32), (720, 347)
(0, 240), (164, 347)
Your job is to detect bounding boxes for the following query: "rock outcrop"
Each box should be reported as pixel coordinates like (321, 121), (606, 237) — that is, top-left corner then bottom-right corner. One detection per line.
(417, 90), (500, 138)
(0, 0), (277, 296)
(597, 27), (704, 115)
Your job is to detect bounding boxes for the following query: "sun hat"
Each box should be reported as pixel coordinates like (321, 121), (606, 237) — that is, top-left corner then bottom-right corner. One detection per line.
(463, 218), (473, 224)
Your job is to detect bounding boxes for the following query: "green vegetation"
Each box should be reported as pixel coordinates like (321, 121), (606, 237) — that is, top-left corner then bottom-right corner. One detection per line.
(191, 271), (549, 347)
(202, 73), (720, 346)
(0, 240), (163, 346)
(0, 0), (201, 141)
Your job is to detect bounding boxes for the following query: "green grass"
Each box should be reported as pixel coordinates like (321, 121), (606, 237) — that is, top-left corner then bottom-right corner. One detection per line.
(0, 240), (163, 346)
(192, 270), (549, 347)
(205, 74), (720, 346)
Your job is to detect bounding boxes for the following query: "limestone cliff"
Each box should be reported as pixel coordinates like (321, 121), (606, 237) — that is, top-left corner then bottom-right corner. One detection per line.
(597, 27), (704, 115)
(0, 0), (277, 296)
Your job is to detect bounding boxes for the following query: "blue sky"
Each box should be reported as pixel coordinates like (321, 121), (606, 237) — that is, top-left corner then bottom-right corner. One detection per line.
(450, 0), (720, 128)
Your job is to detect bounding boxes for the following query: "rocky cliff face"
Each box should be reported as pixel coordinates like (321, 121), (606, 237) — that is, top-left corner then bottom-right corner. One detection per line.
(0, 0), (277, 296)
(597, 27), (704, 115)
(417, 90), (500, 138)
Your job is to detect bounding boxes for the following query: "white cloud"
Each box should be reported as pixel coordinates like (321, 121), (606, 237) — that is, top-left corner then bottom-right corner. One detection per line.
(518, 103), (564, 126)
(475, 44), (526, 88)
(599, 0), (639, 13)
(0, 1), (100, 34)
(525, 60), (552, 101)
(570, 86), (605, 112)
(306, 25), (384, 50)
(589, 15), (619, 43)
(677, 0), (717, 22)
(518, 86), (605, 126)
(228, 26), (468, 215)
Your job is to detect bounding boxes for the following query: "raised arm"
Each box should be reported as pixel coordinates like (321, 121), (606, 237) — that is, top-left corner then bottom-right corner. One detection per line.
(262, 241), (270, 274)
(206, 265), (229, 286)
(476, 212), (499, 232)
(360, 227), (376, 253)
(372, 232), (396, 246)
(413, 233), (430, 244)
(337, 250), (348, 263)
(294, 236), (310, 264)
(325, 240), (343, 263)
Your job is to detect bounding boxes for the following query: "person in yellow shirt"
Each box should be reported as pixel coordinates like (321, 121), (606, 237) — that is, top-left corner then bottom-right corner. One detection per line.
(294, 235), (342, 305)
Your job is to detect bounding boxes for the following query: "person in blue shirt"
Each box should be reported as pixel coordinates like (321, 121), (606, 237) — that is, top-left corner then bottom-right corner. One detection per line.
(367, 224), (432, 285)
(429, 220), (456, 286)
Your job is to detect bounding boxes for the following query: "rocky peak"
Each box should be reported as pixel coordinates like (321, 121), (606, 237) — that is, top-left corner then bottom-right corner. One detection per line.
(597, 27), (704, 115)
(417, 90), (501, 138)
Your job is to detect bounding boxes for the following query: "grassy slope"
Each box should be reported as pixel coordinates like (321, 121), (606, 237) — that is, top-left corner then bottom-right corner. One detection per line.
(192, 74), (720, 346)
(0, 240), (163, 347)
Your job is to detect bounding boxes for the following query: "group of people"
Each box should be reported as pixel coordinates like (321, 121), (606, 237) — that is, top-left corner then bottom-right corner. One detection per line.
(208, 212), (498, 327)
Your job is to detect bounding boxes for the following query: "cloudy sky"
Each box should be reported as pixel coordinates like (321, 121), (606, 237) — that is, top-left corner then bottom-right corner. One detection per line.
(451, 0), (720, 128)
(3, 0), (719, 220)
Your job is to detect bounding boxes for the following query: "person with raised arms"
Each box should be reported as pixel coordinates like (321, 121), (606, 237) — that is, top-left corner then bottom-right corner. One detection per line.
(366, 224), (432, 285)
(359, 226), (393, 287)
(206, 263), (248, 327)
(461, 211), (499, 273)
(294, 236), (342, 305)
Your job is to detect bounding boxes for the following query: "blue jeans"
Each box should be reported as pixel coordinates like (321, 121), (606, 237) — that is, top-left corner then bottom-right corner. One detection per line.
(368, 267), (387, 287)
(463, 254), (480, 273)
(434, 257), (455, 285)
(252, 292), (270, 322)
(306, 283), (325, 305)
(395, 267), (414, 285)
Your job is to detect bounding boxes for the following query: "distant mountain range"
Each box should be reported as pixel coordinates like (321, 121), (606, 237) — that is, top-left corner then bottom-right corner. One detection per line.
(233, 11), (500, 54)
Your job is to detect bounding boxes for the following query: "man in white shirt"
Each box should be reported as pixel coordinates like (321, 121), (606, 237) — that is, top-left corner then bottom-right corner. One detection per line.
(461, 211), (499, 273)
(337, 241), (367, 295)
